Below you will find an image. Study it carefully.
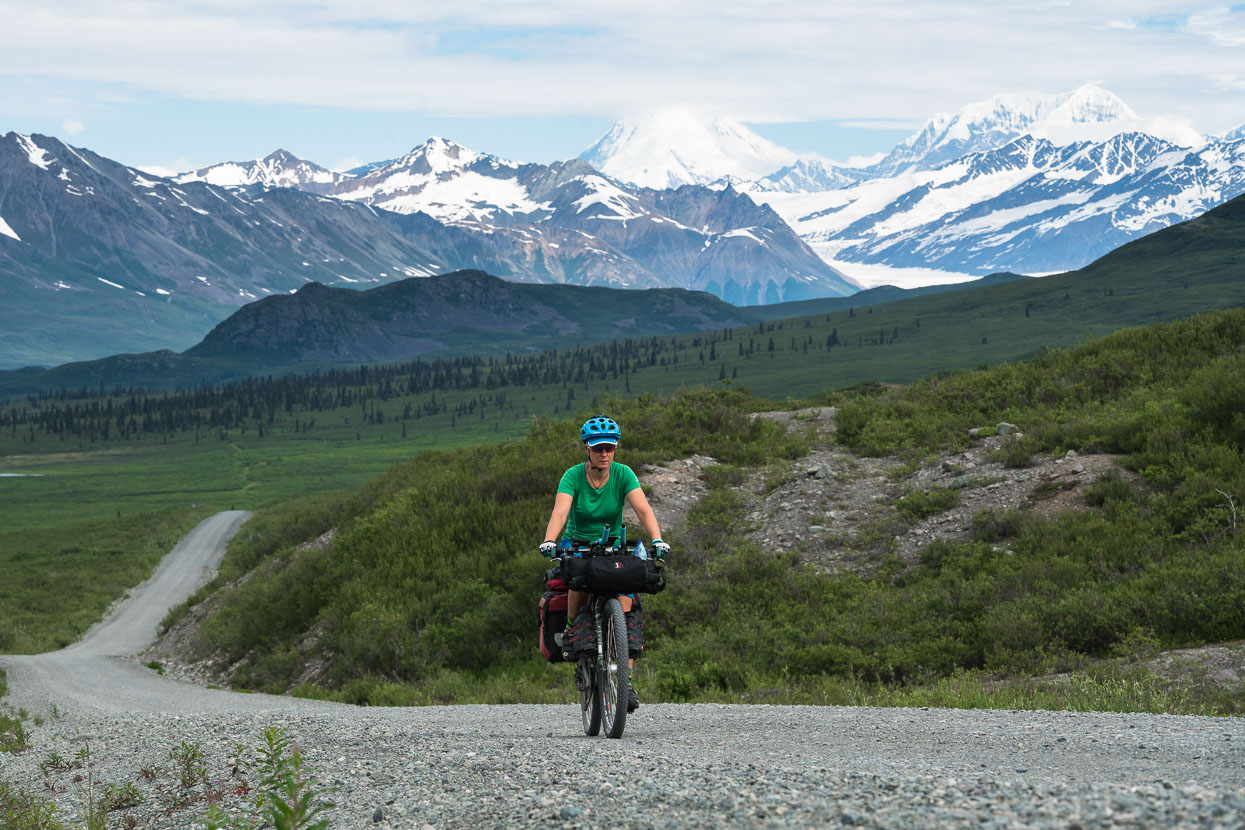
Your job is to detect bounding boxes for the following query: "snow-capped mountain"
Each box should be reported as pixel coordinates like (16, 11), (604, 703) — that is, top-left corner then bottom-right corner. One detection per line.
(0, 132), (515, 365)
(576, 87), (1205, 196)
(864, 85), (1203, 178)
(172, 138), (855, 304)
(330, 137), (549, 224)
(757, 131), (1245, 275)
(757, 157), (865, 193)
(176, 149), (352, 191)
(0, 131), (853, 365)
(284, 137), (855, 303)
(579, 110), (799, 189)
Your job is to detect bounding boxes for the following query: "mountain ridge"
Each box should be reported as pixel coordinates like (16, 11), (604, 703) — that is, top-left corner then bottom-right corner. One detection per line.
(169, 85), (1238, 285)
(4, 187), (1242, 396)
(173, 135), (854, 301)
(0, 270), (762, 392)
(0, 133), (848, 368)
(757, 131), (1245, 275)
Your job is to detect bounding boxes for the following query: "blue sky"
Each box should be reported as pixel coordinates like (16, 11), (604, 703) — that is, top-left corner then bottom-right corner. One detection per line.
(1, 1), (1242, 174)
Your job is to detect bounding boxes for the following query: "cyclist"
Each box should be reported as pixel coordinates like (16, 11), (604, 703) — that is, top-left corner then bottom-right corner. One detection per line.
(540, 415), (669, 712)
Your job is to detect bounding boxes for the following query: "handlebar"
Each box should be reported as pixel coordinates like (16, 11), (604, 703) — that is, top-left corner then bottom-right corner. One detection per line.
(560, 539), (643, 556)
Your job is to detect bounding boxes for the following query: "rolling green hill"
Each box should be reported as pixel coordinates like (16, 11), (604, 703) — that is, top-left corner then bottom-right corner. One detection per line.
(0, 271), (759, 395)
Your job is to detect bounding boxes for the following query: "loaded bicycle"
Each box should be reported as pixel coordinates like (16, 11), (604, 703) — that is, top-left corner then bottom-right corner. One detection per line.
(543, 533), (665, 739)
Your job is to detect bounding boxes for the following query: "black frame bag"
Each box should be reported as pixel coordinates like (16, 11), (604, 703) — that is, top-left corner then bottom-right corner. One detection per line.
(562, 555), (665, 594)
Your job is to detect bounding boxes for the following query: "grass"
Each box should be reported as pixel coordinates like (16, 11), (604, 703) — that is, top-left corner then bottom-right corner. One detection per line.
(1, 712), (32, 753)
(0, 404), (534, 653)
(895, 487), (960, 523)
(0, 724), (333, 830)
(676, 665), (1232, 716)
(0, 508), (212, 653)
(169, 309), (1245, 716)
(281, 652), (1241, 717)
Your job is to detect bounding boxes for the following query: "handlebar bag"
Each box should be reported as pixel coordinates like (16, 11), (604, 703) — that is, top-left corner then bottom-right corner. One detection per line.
(563, 556), (666, 594)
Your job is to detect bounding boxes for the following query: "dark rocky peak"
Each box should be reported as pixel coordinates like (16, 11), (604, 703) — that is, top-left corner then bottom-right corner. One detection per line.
(1083, 132), (1176, 174)
(635, 183), (784, 234)
(525, 158), (612, 192)
(264, 148), (299, 163)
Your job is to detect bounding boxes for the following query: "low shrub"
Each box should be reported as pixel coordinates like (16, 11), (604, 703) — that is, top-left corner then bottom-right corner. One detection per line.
(895, 488), (960, 522)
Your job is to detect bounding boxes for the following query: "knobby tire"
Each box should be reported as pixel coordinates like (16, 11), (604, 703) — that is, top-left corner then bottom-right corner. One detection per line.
(600, 597), (630, 739)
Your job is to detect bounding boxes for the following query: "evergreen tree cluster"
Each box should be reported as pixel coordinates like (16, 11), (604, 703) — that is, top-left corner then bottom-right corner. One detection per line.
(3, 321), (865, 446)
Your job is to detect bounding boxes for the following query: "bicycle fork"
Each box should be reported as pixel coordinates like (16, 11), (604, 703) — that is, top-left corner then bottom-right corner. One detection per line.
(594, 600), (623, 696)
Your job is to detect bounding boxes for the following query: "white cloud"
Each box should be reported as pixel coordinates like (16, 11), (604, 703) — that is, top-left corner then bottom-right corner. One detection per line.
(0, 1), (1241, 134)
(61, 117), (85, 134)
(844, 151), (888, 168)
(1187, 6), (1245, 46)
(137, 159), (191, 178)
(331, 156), (365, 172)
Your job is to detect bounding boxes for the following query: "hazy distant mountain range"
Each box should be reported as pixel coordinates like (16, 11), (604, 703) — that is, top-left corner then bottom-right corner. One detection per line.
(760, 131), (1245, 275)
(572, 85), (1244, 276)
(0, 134), (847, 367)
(579, 110), (800, 190)
(1, 83), (1242, 369)
(177, 85), (1245, 281)
(5, 185), (1242, 396)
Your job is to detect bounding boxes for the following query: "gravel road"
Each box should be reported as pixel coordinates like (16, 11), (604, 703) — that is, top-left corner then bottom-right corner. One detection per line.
(2, 512), (1243, 828)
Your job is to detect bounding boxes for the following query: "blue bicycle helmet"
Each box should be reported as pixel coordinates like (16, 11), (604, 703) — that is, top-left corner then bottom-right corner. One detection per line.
(580, 415), (621, 446)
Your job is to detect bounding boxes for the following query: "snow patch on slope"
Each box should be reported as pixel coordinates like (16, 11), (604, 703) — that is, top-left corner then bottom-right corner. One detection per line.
(17, 134), (52, 169)
(0, 215), (21, 241)
(341, 170), (546, 222)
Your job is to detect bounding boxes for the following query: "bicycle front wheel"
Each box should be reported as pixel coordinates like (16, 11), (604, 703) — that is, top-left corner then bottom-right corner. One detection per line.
(599, 597), (630, 739)
(579, 656), (601, 736)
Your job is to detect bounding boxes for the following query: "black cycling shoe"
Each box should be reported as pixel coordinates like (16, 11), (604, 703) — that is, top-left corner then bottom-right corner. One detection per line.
(627, 685), (639, 713)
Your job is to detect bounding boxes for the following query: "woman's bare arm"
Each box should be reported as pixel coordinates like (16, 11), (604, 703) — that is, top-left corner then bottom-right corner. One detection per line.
(543, 492), (573, 542)
(626, 486), (663, 541)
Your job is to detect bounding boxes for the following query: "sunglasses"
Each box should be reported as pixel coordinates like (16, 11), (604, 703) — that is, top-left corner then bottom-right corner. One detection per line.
(588, 443), (617, 453)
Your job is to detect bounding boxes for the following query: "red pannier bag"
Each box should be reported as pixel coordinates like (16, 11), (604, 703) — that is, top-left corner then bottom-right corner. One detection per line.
(538, 590), (569, 663)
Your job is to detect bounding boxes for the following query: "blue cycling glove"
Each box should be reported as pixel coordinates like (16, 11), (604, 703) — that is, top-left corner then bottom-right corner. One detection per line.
(653, 539), (670, 559)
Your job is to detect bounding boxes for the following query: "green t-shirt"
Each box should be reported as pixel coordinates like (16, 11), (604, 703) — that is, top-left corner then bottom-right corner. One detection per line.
(557, 462), (641, 542)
